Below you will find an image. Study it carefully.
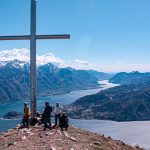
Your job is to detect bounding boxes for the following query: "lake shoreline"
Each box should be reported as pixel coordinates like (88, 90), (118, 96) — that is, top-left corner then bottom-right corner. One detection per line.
(0, 81), (102, 105)
(0, 80), (117, 105)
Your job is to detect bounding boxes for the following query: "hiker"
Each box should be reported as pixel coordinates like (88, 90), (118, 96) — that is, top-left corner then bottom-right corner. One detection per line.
(54, 102), (63, 126)
(59, 113), (69, 131)
(43, 102), (52, 130)
(22, 102), (30, 128)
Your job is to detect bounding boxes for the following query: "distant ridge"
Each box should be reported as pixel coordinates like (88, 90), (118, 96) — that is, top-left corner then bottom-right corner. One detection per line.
(109, 71), (150, 85)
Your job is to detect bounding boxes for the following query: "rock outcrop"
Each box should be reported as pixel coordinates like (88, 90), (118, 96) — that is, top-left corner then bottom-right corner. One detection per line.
(3, 111), (22, 119)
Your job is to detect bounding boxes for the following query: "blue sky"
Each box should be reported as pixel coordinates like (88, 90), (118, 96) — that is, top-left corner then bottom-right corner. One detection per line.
(0, 0), (150, 72)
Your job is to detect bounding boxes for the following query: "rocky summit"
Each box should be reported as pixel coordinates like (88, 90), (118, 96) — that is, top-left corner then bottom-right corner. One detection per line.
(0, 125), (143, 150)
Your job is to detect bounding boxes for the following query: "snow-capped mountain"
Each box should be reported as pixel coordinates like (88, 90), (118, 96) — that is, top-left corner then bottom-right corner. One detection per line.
(0, 49), (113, 103)
(0, 60), (101, 103)
(0, 60), (29, 69)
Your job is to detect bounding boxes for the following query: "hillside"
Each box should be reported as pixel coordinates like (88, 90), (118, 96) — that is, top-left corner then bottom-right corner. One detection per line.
(0, 60), (111, 103)
(66, 82), (150, 121)
(0, 125), (142, 150)
(109, 71), (150, 85)
(86, 70), (114, 80)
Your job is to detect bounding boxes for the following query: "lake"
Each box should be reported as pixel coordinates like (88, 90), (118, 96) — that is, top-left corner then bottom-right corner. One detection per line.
(0, 80), (117, 117)
(1, 80), (150, 149)
(70, 119), (150, 150)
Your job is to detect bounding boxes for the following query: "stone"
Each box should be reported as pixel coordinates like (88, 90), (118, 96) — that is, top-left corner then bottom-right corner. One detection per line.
(93, 141), (101, 146)
(46, 132), (53, 136)
(21, 136), (27, 140)
(50, 146), (56, 150)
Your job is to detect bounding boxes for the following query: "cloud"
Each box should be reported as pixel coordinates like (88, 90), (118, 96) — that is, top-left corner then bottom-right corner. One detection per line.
(0, 48), (30, 62)
(0, 48), (65, 67)
(90, 63), (150, 73)
(69, 59), (94, 70)
(37, 53), (65, 67)
(1, 48), (150, 72)
(75, 59), (91, 66)
(72, 60), (150, 73)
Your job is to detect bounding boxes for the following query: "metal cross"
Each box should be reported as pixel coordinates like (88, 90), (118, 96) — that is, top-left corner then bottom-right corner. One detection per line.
(0, 0), (70, 118)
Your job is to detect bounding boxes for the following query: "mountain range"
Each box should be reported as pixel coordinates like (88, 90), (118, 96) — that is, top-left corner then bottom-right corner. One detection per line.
(0, 60), (112, 103)
(109, 71), (150, 85)
(66, 71), (150, 121)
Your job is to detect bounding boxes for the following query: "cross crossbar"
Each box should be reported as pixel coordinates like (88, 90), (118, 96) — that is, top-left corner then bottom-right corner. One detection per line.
(35, 34), (70, 39)
(0, 34), (70, 40)
(0, 35), (30, 40)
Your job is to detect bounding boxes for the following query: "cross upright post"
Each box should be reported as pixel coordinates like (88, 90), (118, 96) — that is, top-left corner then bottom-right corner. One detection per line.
(30, 0), (37, 118)
(0, 0), (70, 119)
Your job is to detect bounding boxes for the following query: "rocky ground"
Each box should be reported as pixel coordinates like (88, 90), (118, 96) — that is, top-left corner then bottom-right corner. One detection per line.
(0, 125), (143, 150)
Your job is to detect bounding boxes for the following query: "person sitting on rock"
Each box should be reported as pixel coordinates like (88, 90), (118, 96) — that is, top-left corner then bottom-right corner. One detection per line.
(22, 102), (30, 128)
(43, 102), (52, 130)
(59, 113), (69, 131)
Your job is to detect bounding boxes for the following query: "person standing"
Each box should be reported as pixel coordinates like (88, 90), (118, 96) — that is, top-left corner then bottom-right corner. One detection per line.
(22, 102), (30, 128)
(43, 102), (52, 130)
(54, 102), (63, 126)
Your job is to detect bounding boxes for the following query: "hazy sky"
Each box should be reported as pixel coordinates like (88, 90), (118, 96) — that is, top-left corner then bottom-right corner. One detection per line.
(0, 0), (150, 72)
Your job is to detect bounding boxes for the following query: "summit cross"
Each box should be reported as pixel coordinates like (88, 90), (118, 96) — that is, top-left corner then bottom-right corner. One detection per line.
(0, 0), (70, 119)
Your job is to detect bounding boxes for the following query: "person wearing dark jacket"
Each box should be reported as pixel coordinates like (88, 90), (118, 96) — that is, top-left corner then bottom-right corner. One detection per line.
(59, 113), (69, 131)
(43, 102), (52, 130)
